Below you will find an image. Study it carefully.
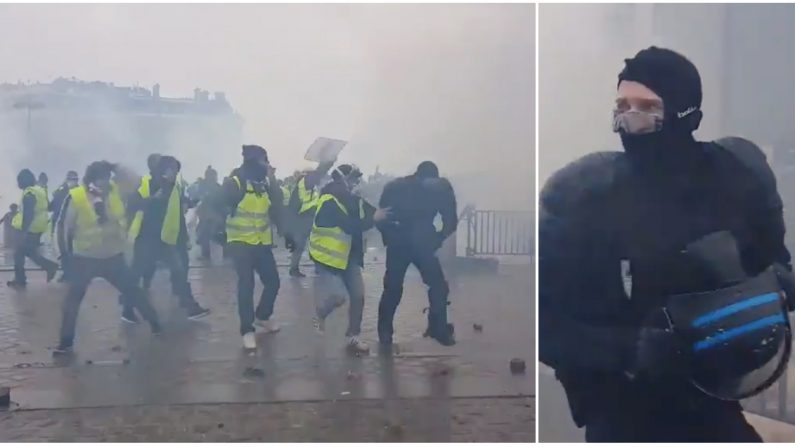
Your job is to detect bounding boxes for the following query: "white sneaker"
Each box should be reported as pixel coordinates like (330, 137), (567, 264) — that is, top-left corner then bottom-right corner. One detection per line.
(312, 316), (325, 335)
(242, 332), (257, 349)
(255, 319), (281, 334)
(347, 336), (370, 353)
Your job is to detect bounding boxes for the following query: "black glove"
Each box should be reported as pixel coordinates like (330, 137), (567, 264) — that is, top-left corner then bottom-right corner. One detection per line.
(631, 326), (684, 381)
(433, 232), (445, 251)
(285, 236), (296, 252)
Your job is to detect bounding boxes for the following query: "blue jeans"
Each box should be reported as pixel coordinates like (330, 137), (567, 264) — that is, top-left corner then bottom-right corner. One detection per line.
(314, 263), (365, 336)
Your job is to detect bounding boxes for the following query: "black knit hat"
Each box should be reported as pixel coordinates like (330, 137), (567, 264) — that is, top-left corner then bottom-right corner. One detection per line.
(415, 161), (439, 179)
(618, 46), (702, 118)
(242, 145), (268, 163)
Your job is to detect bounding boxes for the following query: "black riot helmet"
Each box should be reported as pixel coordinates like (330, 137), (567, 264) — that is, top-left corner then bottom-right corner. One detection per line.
(651, 231), (791, 401)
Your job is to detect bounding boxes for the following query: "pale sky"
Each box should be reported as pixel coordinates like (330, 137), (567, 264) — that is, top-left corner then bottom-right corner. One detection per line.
(0, 3), (533, 209)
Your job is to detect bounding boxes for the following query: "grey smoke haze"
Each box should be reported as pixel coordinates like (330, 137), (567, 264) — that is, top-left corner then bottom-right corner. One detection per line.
(0, 3), (533, 211)
(540, 3), (795, 185)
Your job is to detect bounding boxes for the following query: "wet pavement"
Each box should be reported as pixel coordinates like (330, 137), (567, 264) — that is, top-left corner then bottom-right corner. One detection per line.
(0, 247), (533, 441)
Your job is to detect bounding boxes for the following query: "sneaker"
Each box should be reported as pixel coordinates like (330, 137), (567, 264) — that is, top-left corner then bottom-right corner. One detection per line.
(347, 336), (370, 354)
(185, 304), (211, 320)
(428, 324), (456, 347)
(242, 332), (257, 349)
(7, 280), (27, 289)
(255, 319), (281, 334)
(312, 316), (325, 335)
(121, 308), (140, 324)
(52, 344), (73, 356)
(289, 268), (306, 278)
(45, 266), (58, 283)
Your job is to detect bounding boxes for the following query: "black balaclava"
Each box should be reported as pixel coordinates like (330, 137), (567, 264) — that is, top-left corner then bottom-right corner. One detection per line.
(147, 153), (162, 175)
(241, 145), (269, 181)
(205, 165), (218, 184)
(324, 164), (359, 206)
(152, 155), (182, 183)
(415, 161), (440, 179)
(617, 47), (703, 172)
(17, 169), (36, 189)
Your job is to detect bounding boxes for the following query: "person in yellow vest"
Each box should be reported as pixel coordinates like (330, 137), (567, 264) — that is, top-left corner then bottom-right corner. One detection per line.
(54, 161), (161, 354)
(221, 145), (285, 349)
(7, 169), (59, 289)
(286, 160), (335, 277)
(310, 164), (391, 353)
(121, 155), (210, 323)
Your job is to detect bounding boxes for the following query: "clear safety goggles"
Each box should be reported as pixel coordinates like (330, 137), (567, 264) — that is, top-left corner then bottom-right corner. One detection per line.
(612, 109), (664, 135)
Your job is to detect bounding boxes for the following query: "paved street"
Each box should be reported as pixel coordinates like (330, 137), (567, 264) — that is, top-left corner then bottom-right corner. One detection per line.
(0, 247), (534, 441)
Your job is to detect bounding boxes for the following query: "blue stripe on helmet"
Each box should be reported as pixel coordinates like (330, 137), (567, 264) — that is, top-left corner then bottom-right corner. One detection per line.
(693, 314), (786, 352)
(691, 292), (780, 328)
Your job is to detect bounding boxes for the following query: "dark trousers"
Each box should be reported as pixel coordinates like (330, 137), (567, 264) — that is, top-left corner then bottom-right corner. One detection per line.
(229, 242), (280, 335)
(377, 244), (450, 343)
(583, 400), (761, 442)
(123, 237), (197, 309)
(197, 219), (224, 260)
(59, 254), (160, 347)
(289, 213), (314, 270)
(13, 232), (57, 283)
(141, 243), (190, 294)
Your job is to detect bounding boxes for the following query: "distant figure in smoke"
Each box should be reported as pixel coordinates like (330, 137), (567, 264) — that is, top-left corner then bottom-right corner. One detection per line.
(376, 161), (458, 348)
(196, 165), (224, 261)
(7, 169), (59, 289)
(38, 172), (49, 194)
(50, 170), (80, 282)
(0, 204), (20, 250)
(51, 171), (79, 231)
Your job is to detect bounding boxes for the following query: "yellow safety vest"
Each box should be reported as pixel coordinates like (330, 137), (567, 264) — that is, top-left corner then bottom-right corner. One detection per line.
(309, 194), (365, 270)
(281, 185), (292, 207)
(226, 176), (273, 246)
(12, 185), (49, 234)
(127, 175), (182, 245)
(69, 183), (127, 253)
(296, 177), (319, 215)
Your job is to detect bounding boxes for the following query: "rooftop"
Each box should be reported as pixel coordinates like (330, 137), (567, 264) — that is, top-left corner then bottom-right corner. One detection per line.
(0, 77), (238, 116)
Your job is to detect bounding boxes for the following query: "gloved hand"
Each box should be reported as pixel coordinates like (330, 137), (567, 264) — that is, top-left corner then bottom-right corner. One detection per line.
(631, 326), (684, 381)
(285, 236), (296, 252)
(432, 232), (445, 251)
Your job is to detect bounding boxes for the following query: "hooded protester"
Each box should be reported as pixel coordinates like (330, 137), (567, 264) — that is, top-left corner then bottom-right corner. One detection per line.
(7, 169), (59, 288)
(309, 164), (389, 353)
(221, 144), (285, 349)
(121, 154), (210, 323)
(539, 47), (795, 442)
(376, 161), (458, 348)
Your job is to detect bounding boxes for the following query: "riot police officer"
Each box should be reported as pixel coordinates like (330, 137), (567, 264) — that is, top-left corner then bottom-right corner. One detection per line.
(540, 47), (795, 442)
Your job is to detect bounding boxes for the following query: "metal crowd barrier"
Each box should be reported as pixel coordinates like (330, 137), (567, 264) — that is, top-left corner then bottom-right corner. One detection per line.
(463, 208), (533, 257)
